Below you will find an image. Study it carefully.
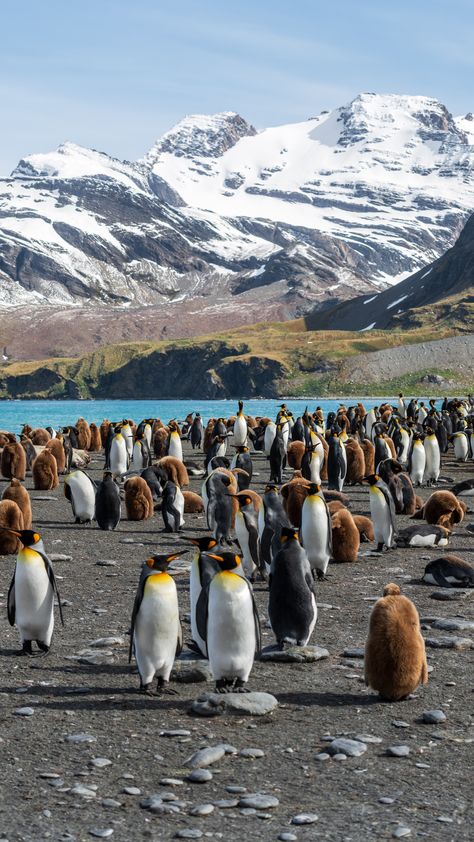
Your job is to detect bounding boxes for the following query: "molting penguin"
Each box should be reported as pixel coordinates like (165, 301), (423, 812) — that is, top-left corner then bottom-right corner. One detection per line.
(5, 529), (64, 656)
(196, 551), (261, 692)
(326, 432), (346, 491)
(258, 484), (290, 576)
(233, 401), (248, 447)
(64, 470), (96, 524)
(422, 554), (474, 588)
(129, 553), (184, 694)
(364, 474), (396, 551)
(300, 483), (332, 580)
(364, 583), (428, 701)
(95, 471), (121, 530)
(269, 423), (286, 484)
(161, 480), (185, 532)
(268, 527), (317, 648)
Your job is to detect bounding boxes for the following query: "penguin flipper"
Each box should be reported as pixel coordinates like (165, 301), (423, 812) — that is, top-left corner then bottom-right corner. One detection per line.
(129, 572), (147, 662)
(325, 502), (333, 556)
(41, 554), (65, 626)
(195, 585), (209, 645)
(248, 582), (262, 657)
(176, 620), (183, 657)
(7, 569), (15, 626)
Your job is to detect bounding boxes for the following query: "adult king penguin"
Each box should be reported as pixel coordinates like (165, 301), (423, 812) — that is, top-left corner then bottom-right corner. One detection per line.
(64, 470), (96, 524)
(364, 474), (396, 552)
(268, 527), (317, 648)
(233, 401), (248, 447)
(232, 493), (260, 580)
(129, 553), (184, 694)
(187, 536), (220, 657)
(95, 471), (121, 530)
(109, 428), (129, 478)
(423, 427), (441, 486)
(5, 528), (64, 655)
(408, 432), (426, 487)
(300, 483), (332, 580)
(196, 551), (261, 692)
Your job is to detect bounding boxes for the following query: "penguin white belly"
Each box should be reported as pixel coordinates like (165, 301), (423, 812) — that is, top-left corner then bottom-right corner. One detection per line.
(264, 424), (276, 456)
(216, 440), (227, 458)
(309, 451), (322, 484)
(15, 551), (54, 644)
(235, 512), (256, 578)
(207, 574), (255, 682)
(281, 424), (289, 451)
(233, 417), (247, 447)
(190, 558), (207, 656)
(306, 592), (318, 644)
(230, 453), (238, 471)
(109, 438), (128, 476)
(135, 575), (179, 684)
(144, 425), (152, 448)
(132, 443), (144, 471)
(424, 439), (440, 481)
(175, 486), (185, 526)
(122, 426), (134, 458)
(454, 437), (468, 461)
(410, 446), (426, 485)
(257, 505), (265, 540)
(370, 489), (393, 547)
(301, 498), (330, 574)
(168, 435), (183, 461)
(409, 534), (439, 547)
(399, 431), (410, 462)
(67, 473), (96, 521)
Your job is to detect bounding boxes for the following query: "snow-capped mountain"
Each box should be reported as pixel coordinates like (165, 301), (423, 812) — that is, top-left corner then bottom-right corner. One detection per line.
(0, 93), (473, 317)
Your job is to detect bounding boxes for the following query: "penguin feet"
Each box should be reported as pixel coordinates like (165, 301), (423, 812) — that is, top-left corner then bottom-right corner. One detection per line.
(233, 679), (249, 693)
(215, 678), (234, 694)
(316, 570), (327, 581)
(35, 640), (50, 657)
(140, 682), (157, 696)
(156, 678), (177, 695)
(20, 640), (34, 657)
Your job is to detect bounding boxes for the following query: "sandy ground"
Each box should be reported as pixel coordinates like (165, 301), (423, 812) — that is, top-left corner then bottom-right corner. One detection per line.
(0, 440), (472, 842)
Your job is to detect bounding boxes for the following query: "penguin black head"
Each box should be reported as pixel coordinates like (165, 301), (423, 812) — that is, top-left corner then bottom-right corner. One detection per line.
(363, 474), (379, 486)
(264, 483), (279, 494)
(207, 551), (241, 571)
(0, 528), (42, 547)
(307, 482), (321, 495)
(187, 537), (218, 552)
(236, 494), (253, 508)
(280, 526), (299, 543)
(145, 552), (186, 572)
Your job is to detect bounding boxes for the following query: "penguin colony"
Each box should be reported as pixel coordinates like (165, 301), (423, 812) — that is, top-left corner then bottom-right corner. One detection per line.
(0, 395), (473, 702)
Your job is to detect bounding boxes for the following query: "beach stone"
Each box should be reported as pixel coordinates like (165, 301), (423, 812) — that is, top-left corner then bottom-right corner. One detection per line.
(89, 832), (113, 839)
(101, 799), (121, 808)
(430, 590), (463, 602)
(239, 794), (279, 809)
(226, 785), (246, 794)
(315, 753), (330, 761)
(379, 797), (395, 804)
(96, 560), (118, 567)
(122, 786), (141, 795)
(327, 738), (367, 758)
(278, 834), (298, 842)
(355, 734), (382, 744)
(172, 661), (213, 683)
(89, 758), (111, 769)
(89, 637), (124, 648)
(342, 647), (364, 658)
(190, 804), (214, 816)
(66, 733), (97, 744)
(186, 769), (213, 783)
(239, 747), (265, 758)
(70, 784), (97, 799)
(425, 636), (473, 650)
(422, 710), (446, 724)
(291, 813), (319, 825)
(392, 827), (411, 838)
(260, 644), (329, 663)
(13, 707), (35, 716)
(392, 720), (410, 728)
(77, 653), (115, 666)
(387, 745), (410, 757)
(50, 553), (72, 562)
(160, 778), (184, 787)
(191, 691), (277, 717)
(332, 753), (347, 761)
(174, 831), (203, 839)
(185, 746), (226, 769)
(433, 618), (474, 632)
(217, 743), (238, 754)
(437, 817), (454, 823)
(160, 729), (191, 737)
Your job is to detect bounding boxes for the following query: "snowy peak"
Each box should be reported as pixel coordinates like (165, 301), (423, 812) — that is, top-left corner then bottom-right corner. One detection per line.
(142, 112), (257, 165)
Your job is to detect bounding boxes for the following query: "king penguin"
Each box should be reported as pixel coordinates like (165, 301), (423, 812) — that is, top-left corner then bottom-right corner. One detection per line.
(129, 553), (184, 694)
(168, 425), (183, 462)
(109, 429), (129, 478)
(5, 528), (64, 655)
(364, 474), (396, 551)
(95, 471), (121, 530)
(196, 551), (261, 692)
(408, 432), (426, 487)
(268, 526), (317, 648)
(233, 401), (248, 447)
(232, 493), (260, 580)
(258, 483), (290, 576)
(423, 427), (441, 486)
(64, 469), (96, 524)
(300, 483), (332, 580)
(187, 536), (220, 657)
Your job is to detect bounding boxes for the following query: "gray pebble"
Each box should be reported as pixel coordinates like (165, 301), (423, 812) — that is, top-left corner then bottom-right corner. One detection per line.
(226, 785), (246, 794)
(392, 720), (410, 728)
(425, 636), (473, 650)
(240, 808), (257, 816)
(392, 827), (411, 838)
(422, 709), (446, 724)
(70, 784), (97, 798)
(89, 831), (113, 839)
(328, 738), (367, 758)
(39, 772), (61, 779)
(160, 729), (191, 737)
(379, 797), (395, 804)
(122, 786), (141, 795)
(260, 644), (329, 663)
(190, 804), (214, 816)
(354, 734), (382, 744)
(187, 769), (213, 783)
(89, 637), (124, 648)
(239, 794), (279, 809)
(239, 747), (264, 758)
(185, 746), (225, 769)
(433, 618), (474, 632)
(292, 813), (319, 824)
(217, 743), (238, 754)
(89, 758), (112, 769)
(387, 745), (410, 757)
(342, 647), (365, 658)
(437, 816), (453, 823)
(416, 763), (430, 769)
(101, 799), (121, 808)
(66, 733), (97, 744)
(96, 560), (118, 567)
(13, 707), (35, 716)
(192, 691), (278, 717)
(160, 778), (184, 786)
(47, 778), (65, 788)
(174, 831), (203, 839)
(315, 753), (330, 761)
(278, 835), (298, 842)
(332, 753), (347, 761)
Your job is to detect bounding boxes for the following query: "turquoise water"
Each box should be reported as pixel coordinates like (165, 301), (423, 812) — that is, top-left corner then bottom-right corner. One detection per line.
(0, 397), (402, 434)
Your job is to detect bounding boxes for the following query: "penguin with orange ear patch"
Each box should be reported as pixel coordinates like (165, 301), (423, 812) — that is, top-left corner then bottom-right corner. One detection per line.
(129, 553), (184, 694)
(365, 583), (428, 701)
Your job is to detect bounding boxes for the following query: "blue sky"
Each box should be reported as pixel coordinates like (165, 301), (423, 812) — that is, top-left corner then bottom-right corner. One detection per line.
(1, 0), (472, 174)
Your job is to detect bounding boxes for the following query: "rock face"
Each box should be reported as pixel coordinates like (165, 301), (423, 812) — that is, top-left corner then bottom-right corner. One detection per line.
(1, 94), (473, 324)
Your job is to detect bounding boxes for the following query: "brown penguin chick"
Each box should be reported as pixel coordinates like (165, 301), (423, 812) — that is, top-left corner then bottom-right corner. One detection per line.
(327, 500), (346, 515)
(99, 419), (111, 447)
(364, 583), (428, 701)
(89, 423), (102, 452)
(127, 419), (137, 436)
(75, 418), (91, 450)
(324, 489), (351, 506)
(345, 438), (366, 485)
(246, 415), (257, 428)
(287, 440), (306, 470)
(21, 424), (33, 438)
(381, 409), (392, 425)
(32, 450), (59, 490)
(353, 515), (375, 543)
(1, 441), (27, 480)
(360, 438), (375, 476)
(0, 499), (24, 555)
(20, 436), (37, 472)
(156, 456), (189, 488)
(124, 476), (154, 521)
(331, 509), (360, 562)
(45, 437), (66, 474)
(0, 431), (14, 447)
(2, 478), (32, 529)
(414, 494), (424, 512)
(183, 490), (205, 514)
(203, 419), (216, 454)
(416, 490), (467, 529)
(153, 427), (169, 459)
(280, 473), (311, 528)
(31, 428), (51, 446)
(337, 413), (350, 432)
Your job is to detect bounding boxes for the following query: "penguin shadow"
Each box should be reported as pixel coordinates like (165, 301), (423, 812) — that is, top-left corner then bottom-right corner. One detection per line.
(0, 646), (22, 657)
(276, 690), (379, 708)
